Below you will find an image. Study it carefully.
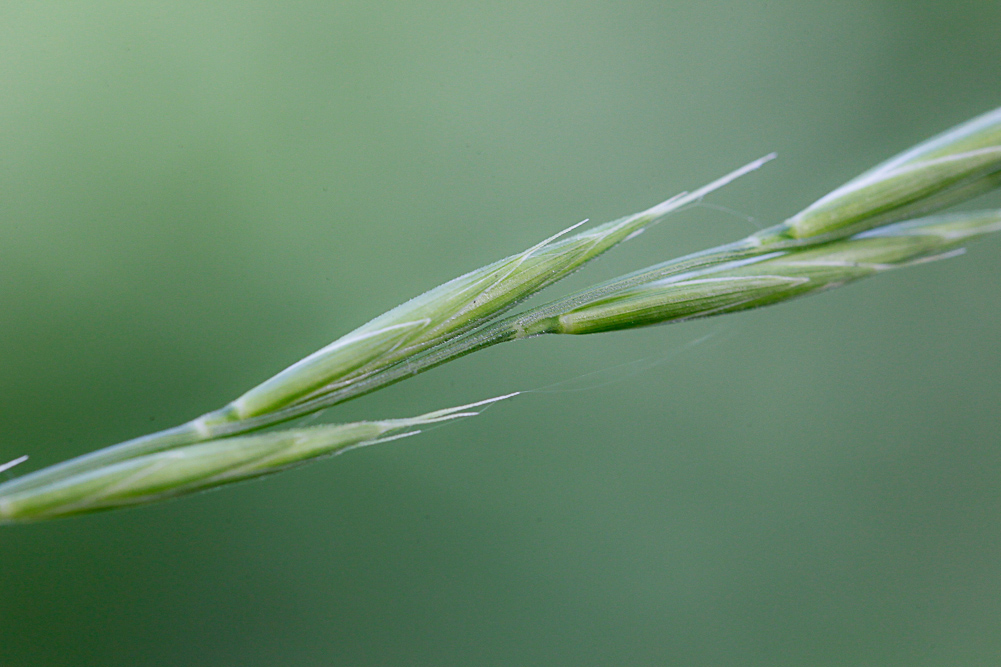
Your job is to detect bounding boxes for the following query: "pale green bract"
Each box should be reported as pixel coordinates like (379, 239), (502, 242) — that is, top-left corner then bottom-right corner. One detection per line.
(784, 105), (1001, 240)
(2, 106), (1000, 524)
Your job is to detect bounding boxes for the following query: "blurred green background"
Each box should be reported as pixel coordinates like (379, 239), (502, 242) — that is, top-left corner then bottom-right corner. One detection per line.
(2, 2), (1000, 665)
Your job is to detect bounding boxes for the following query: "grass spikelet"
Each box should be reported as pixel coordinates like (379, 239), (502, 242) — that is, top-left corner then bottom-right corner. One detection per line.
(0, 394), (516, 523)
(223, 156), (774, 421)
(785, 106), (1001, 240)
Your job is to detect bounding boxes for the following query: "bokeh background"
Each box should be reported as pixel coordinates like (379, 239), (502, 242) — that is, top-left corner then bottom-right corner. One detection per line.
(2, 2), (1000, 665)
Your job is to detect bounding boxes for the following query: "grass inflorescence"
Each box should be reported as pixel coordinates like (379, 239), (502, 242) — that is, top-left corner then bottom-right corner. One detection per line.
(2, 106), (1000, 523)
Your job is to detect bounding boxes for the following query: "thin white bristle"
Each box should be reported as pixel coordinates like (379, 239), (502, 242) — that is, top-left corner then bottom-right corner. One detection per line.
(0, 455), (29, 475)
